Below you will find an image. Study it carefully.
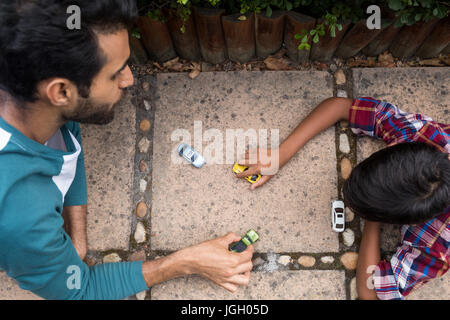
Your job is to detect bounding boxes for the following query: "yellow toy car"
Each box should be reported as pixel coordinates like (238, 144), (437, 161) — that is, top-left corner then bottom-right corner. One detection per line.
(233, 163), (261, 184)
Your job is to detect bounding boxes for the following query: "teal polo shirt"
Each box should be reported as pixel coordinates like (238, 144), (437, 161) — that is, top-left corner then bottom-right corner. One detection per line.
(0, 117), (148, 299)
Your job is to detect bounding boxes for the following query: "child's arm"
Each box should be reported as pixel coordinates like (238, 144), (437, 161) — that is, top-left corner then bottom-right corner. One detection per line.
(356, 221), (381, 300)
(237, 97), (352, 189)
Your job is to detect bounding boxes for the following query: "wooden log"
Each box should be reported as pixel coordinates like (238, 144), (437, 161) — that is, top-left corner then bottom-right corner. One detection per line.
(310, 19), (351, 62)
(284, 11), (316, 64)
(164, 8), (202, 61)
(129, 34), (148, 65)
(389, 18), (440, 59)
(193, 7), (227, 64)
(222, 13), (255, 63)
(415, 16), (450, 58)
(137, 16), (177, 62)
(362, 18), (401, 56)
(335, 19), (384, 59)
(255, 11), (286, 58)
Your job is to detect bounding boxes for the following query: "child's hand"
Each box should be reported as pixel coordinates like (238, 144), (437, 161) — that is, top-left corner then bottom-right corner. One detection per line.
(236, 148), (280, 190)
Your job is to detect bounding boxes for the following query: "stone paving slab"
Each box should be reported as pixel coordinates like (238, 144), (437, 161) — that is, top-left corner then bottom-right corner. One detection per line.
(151, 270), (346, 300)
(151, 71), (338, 253)
(0, 272), (41, 300)
(81, 97), (136, 251)
(353, 67), (449, 298)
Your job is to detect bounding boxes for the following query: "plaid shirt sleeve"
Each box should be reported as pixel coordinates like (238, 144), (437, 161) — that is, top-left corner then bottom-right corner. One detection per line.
(349, 97), (450, 154)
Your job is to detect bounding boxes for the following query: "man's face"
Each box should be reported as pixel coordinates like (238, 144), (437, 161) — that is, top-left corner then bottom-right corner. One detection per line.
(62, 29), (134, 125)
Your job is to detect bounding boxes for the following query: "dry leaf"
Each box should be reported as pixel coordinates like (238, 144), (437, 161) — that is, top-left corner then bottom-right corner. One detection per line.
(377, 52), (395, 67)
(418, 58), (444, 66)
(189, 69), (201, 79)
(264, 56), (293, 71)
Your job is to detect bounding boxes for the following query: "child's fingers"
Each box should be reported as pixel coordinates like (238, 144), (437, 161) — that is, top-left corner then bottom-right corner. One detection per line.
(236, 166), (259, 179)
(250, 175), (271, 190)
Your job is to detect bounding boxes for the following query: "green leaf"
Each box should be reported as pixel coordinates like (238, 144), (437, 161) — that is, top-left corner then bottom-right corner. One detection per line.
(330, 27), (336, 38)
(286, 1), (293, 11)
(310, 29), (316, 35)
(295, 33), (302, 40)
(180, 25), (186, 33)
(266, 6), (272, 17)
(302, 35), (308, 43)
(389, 0), (405, 11)
(415, 13), (422, 21)
(337, 24), (342, 31)
(313, 34), (319, 43)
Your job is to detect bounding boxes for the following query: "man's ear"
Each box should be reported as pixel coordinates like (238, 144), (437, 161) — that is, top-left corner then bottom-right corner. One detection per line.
(41, 78), (77, 107)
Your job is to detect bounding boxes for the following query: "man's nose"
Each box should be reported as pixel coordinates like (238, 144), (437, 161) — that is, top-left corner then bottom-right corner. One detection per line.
(119, 65), (134, 89)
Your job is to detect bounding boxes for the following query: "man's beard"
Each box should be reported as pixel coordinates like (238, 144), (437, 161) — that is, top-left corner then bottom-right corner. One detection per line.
(63, 90), (127, 125)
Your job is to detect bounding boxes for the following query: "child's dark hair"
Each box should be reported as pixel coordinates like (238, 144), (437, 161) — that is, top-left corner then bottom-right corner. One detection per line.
(343, 142), (450, 224)
(0, 0), (137, 106)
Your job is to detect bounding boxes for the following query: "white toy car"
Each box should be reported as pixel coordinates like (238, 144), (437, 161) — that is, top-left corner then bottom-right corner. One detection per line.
(331, 200), (345, 232)
(177, 143), (206, 168)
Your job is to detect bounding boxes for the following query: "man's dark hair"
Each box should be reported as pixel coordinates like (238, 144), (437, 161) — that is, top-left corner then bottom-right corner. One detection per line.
(0, 0), (137, 106)
(343, 142), (450, 225)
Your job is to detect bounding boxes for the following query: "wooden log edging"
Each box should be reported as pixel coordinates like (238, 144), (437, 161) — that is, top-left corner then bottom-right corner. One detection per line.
(132, 9), (450, 65)
(193, 6), (228, 64)
(415, 16), (450, 59)
(222, 13), (256, 63)
(389, 18), (440, 59)
(137, 16), (177, 62)
(310, 19), (351, 62)
(165, 8), (202, 61)
(284, 11), (316, 64)
(335, 19), (384, 59)
(255, 11), (286, 59)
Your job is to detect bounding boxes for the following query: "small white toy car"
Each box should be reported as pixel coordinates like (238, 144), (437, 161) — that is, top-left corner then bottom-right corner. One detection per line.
(177, 143), (206, 168)
(331, 200), (345, 232)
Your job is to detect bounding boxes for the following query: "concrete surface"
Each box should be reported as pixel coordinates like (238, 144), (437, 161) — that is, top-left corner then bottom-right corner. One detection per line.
(151, 71), (338, 252)
(151, 270), (346, 300)
(81, 98), (136, 251)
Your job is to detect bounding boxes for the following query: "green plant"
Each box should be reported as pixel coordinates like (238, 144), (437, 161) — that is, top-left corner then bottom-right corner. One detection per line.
(240, 0), (301, 17)
(386, 0), (449, 27)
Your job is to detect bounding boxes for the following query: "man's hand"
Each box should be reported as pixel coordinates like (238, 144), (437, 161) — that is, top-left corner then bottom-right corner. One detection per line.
(181, 232), (254, 292)
(141, 232), (254, 293)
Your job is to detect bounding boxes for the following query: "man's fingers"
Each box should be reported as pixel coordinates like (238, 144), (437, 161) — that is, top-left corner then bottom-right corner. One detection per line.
(233, 261), (253, 275)
(223, 232), (242, 245)
(226, 273), (251, 286)
(220, 282), (238, 293)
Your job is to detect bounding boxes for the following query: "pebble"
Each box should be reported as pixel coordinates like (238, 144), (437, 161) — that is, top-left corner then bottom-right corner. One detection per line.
(350, 277), (358, 300)
(345, 207), (354, 222)
(136, 201), (148, 218)
(136, 291), (147, 300)
(278, 255), (292, 266)
(360, 219), (365, 232)
(129, 250), (146, 262)
(134, 222), (146, 243)
(330, 63), (337, 72)
(139, 160), (147, 173)
(340, 252), (359, 270)
(334, 69), (346, 85)
(140, 179), (147, 193)
(320, 256), (335, 264)
(142, 82), (150, 91)
(340, 120), (349, 128)
(339, 134), (350, 154)
(343, 229), (355, 247)
(139, 119), (151, 132)
(297, 256), (316, 267)
(138, 137), (150, 153)
(337, 89), (348, 98)
(341, 158), (352, 180)
(252, 257), (265, 267)
(143, 100), (151, 111)
(103, 253), (121, 263)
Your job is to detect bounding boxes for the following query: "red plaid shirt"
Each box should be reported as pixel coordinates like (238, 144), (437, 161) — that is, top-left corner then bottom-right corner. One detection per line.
(349, 97), (450, 300)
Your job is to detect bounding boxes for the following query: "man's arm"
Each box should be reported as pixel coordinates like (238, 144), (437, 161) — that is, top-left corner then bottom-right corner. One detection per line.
(62, 205), (87, 261)
(356, 221), (381, 300)
(141, 233), (254, 292)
